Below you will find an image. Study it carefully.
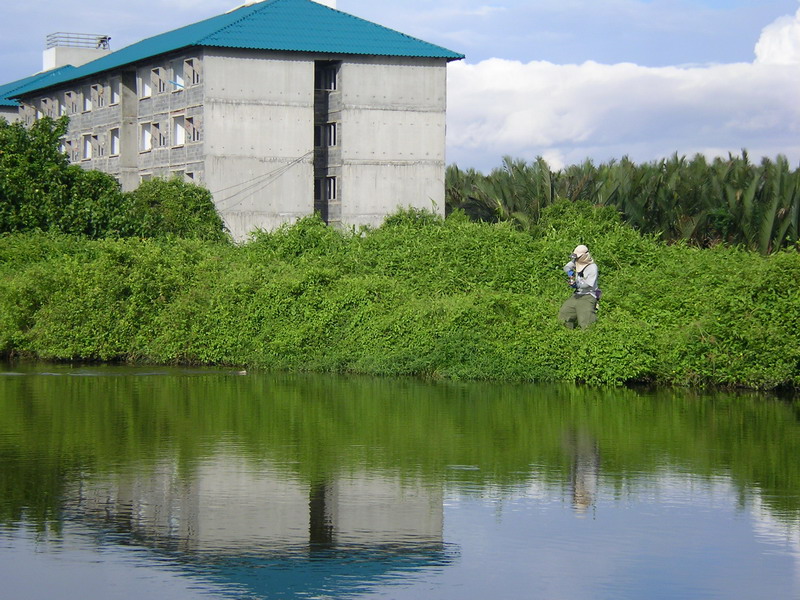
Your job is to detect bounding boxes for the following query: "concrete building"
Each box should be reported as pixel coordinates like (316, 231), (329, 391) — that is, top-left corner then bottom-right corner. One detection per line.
(0, 67), (76, 123)
(7, 0), (463, 239)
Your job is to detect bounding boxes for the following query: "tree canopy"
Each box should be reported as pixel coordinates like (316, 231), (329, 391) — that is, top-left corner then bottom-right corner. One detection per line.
(0, 116), (228, 241)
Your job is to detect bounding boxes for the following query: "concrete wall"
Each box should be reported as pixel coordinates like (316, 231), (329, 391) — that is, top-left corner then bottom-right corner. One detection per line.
(0, 107), (19, 123)
(339, 56), (448, 228)
(43, 46), (111, 71)
(203, 49), (315, 239)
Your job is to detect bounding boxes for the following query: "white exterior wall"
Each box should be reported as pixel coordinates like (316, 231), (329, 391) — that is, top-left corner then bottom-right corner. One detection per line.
(43, 46), (111, 71)
(203, 49), (315, 240)
(339, 57), (448, 228)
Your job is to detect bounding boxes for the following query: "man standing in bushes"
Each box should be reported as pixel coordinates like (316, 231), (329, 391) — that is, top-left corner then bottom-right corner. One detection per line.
(558, 245), (599, 329)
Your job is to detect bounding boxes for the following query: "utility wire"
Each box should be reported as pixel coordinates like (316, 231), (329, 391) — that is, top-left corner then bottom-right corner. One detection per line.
(213, 151), (314, 212)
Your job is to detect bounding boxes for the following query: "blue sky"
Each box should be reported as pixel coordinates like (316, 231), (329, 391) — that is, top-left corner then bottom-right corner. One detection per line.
(2, 0), (799, 171)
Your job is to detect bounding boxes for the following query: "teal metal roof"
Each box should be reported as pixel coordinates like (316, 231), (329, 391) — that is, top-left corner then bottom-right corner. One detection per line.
(1, 66), (76, 106)
(12, 0), (463, 98)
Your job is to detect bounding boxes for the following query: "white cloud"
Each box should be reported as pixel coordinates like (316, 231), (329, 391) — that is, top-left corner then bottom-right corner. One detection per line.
(755, 4), (800, 64)
(446, 4), (800, 171)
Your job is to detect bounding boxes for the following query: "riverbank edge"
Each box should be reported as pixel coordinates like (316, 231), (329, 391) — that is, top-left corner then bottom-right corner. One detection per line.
(1, 206), (798, 392)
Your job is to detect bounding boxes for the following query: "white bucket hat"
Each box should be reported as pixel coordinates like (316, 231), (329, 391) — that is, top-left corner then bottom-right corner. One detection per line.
(572, 245), (593, 271)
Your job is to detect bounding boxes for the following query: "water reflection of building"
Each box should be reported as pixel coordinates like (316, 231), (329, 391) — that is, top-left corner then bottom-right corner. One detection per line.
(68, 454), (444, 554)
(563, 429), (601, 515)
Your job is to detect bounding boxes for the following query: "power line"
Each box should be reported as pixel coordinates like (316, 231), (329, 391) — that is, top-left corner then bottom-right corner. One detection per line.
(212, 151), (314, 212)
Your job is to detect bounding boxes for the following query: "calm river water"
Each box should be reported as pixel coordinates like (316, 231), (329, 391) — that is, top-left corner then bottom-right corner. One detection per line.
(0, 364), (798, 599)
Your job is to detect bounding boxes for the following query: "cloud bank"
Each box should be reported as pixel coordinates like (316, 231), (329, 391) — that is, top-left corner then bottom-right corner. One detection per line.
(755, 4), (800, 64)
(447, 2), (800, 171)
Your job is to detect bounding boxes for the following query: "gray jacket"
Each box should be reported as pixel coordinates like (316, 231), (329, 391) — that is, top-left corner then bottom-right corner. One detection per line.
(564, 261), (598, 296)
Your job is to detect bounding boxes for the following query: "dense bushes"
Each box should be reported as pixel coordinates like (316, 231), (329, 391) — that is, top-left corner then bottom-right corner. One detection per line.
(1, 203), (798, 390)
(0, 116), (228, 241)
(1, 116), (116, 236)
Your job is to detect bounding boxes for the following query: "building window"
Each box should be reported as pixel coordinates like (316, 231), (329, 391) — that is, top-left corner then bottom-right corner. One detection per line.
(314, 122), (337, 147)
(184, 58), (201, 86)
(91, 84), (106, 108)
(82, 134), (93, 160)
(110, 128), (120, 156)
(152, 68), (167, 94)
(65, 140), (79, 162)
(65, 91), (78, 114)
(315, 62), (339, 91)
(138, 72), (152, 98)
(21, 104), (35, 126)
(39, 98), (54, 118)
(90, 84), (106, 108)
(326, 122), (337, 146)
(58, 94), (67, 116)
(110, 78), (121, 104)
(172, 115), (186, 146)
(94, 135), (104, 157)
(152, 122), (167, 147)
(314, 176), (338, 221)
(172, 60), (185, 91)
(140, 123), (152, 151)
(83, 88), (92, 112)
(186, 116), (201, 142)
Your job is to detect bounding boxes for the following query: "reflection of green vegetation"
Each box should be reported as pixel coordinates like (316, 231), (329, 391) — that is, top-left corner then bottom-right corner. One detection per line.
(1, 370), (799, 530)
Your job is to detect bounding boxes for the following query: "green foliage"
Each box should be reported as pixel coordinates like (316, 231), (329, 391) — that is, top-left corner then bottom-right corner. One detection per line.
(446, 152), (800, 254)
(247, 214), (347, 262)
(0, 203), (798, 390)
(0, 117), (228, 241)
(122, 177), (229, 241)
(0, 117), (126, 237)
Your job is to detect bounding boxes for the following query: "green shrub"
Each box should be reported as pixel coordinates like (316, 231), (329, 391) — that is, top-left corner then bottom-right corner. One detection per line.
(1, 204), (798, 390)
(0, 118), (229, 241)
(122, 178), (229, 242)
(0, 117), (125, 237)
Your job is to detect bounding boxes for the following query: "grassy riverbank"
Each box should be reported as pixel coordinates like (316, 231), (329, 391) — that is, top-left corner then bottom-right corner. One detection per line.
(1, 202), (798, 390)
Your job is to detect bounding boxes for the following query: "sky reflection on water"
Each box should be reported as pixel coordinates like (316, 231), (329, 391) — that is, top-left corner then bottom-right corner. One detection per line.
(0, 366), (799, 599)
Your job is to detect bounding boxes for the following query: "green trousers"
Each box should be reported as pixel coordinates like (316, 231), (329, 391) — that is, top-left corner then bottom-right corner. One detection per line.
(558, 293), (597, 329)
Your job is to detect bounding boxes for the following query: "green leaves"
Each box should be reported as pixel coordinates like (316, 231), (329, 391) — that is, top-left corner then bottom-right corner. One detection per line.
(446, 152), (800, 254)
(121, 178), (228, 242)
(2, 204), (799, 389)
(0, 117), (229, 242)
